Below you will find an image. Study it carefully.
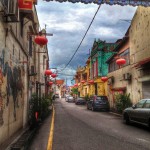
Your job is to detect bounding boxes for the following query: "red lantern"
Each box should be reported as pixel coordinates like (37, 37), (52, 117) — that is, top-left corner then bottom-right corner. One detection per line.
(51, 74), (57, 78)
(45, 70), (52, 76)
(116, 58), (126, 65)
(81, 80), (85, 84)
(101, 77), (108, 82)
(74, 84), (78, 87)
(89, 80), (94, 84)
(49, 82), (53, 86)
(34, 36), (48, 46)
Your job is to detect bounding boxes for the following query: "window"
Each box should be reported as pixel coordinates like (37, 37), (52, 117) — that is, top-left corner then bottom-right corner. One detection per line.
(136, 100), (146, 108)
(29, 36), (32, 57)
(120, 49), (130, 66)
(144, 100), (150, 108)
(109, 60), (119, 72)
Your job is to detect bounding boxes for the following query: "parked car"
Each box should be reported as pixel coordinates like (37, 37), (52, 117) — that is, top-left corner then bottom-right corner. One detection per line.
(87, 96), (110, 111)
(123, 99), (150, 128)
(65, 95), (70, 102)
(75, 97), (86, 105)
(55, 93), (59, 98)
(67, 96), (74, 103)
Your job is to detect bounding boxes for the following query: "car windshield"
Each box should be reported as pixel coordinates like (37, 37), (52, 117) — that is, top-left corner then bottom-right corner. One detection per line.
(96, 96), (108, 101)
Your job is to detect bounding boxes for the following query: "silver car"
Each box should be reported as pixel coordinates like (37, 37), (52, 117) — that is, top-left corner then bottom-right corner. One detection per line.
(67, 96), (74, 103)
(123, 99), (150, 128)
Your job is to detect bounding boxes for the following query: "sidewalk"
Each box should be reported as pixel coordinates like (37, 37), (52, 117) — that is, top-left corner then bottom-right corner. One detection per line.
(29, 112), (53, 150)
(2, 105), (53, 150)
(1, 128), (28, 150)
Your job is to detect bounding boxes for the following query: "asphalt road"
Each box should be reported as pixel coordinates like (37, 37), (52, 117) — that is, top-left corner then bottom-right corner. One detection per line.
(53, 98), (150, 150)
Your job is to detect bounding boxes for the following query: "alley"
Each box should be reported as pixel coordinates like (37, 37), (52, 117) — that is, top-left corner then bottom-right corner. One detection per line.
(53, 98), (150, 150)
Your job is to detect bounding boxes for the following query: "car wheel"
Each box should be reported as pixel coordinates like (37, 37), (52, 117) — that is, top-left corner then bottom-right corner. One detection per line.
(106, 108), (110, 112)
(87, 105), (89, 110)
(92, 106), (95, 111)
(124, 113), (130, 125)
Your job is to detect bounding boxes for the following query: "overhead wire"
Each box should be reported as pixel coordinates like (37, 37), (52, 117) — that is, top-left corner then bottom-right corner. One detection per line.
(59, 5), (101, 72)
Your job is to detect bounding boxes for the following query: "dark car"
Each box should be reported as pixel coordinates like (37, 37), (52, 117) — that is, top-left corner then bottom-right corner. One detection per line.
(123, 99), (150, 128)
(75, 97), (86, 105)
(87, 96), (110, 111)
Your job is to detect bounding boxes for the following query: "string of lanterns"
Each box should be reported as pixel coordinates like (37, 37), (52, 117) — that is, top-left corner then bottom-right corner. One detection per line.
(74, 58), (126, 85)
(45, 69), (57, 86)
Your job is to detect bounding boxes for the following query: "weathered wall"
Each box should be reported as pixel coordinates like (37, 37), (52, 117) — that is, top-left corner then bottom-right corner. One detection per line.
(129, 6), (150, 103)
(0, 3), (41, 146)
(0, 23), (28, 144)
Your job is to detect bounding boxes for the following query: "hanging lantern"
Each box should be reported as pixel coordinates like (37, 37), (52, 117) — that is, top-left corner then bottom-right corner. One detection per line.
(34, 36), (48, 46)
(101, 77), (108, 82)
(45, 70), (52, 76)
(81, 80), (85, 84)
(51, 73), (57, 78)
(89, 80), (94, 84)
(49, 82), (53, 86)
(116, 58), (126, 65)
(74, 84), (78, 87)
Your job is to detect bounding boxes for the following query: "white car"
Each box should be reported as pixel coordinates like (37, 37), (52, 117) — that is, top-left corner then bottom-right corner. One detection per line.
(67, 96), (74, 103)
(65, 95), (70, 101)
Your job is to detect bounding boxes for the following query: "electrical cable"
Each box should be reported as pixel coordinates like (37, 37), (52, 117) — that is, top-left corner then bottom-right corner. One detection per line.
(60, 5), (101, 72)
(57, 73), (75, 76)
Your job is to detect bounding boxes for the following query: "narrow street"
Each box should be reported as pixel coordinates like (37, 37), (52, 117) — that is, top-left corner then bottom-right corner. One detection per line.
(53, 98), (150, 150)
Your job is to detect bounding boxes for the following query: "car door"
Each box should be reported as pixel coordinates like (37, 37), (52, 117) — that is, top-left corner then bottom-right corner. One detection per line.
(142, 100), (150, 124)
(131, 99), (146, 122)
(88, 100), (93, 109)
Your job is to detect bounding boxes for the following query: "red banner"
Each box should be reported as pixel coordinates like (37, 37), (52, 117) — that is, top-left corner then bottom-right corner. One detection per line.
(18, 0), (33, 11)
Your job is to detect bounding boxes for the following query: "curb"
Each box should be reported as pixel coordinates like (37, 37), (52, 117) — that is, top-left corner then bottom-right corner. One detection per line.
(109, 112), (122, 117)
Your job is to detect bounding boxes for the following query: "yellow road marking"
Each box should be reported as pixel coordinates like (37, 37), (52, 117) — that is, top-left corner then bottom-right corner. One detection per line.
(47, 106), (55, 150)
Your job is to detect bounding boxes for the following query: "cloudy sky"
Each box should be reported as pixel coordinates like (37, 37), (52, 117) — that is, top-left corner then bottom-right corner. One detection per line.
(36, 1), (137, 85)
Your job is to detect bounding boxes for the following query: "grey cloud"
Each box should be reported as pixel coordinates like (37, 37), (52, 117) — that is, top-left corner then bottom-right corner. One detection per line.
(36, 2), (136, 84)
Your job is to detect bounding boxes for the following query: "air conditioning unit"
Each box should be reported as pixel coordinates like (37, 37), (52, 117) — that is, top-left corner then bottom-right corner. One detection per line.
(2, 0), (19, 22)
(123, 73), (131, 80)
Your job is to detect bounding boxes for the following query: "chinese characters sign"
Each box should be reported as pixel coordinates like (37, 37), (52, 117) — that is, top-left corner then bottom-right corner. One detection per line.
(18, 0), (34, 11)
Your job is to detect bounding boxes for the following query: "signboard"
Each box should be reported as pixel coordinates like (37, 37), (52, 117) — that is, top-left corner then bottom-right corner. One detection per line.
(18, 0), (33, 11)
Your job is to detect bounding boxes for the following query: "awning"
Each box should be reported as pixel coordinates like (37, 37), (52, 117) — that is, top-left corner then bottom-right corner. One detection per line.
(52, 0), (150, 7)
(134, 57), (150, 68)
(111, 87), (126, 91)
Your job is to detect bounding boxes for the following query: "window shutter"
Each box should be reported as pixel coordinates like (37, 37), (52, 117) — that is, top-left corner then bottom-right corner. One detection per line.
(29, 36), (32, 56)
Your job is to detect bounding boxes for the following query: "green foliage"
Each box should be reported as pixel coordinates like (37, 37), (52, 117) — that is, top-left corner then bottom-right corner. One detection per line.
(71, 88), (78, 95)
(115, 93), (132, 113)
(41, 97), (51, 119)
(84, 94), (89, 101)
(28, 93), (53, 129)
(28, 94), (40, 129)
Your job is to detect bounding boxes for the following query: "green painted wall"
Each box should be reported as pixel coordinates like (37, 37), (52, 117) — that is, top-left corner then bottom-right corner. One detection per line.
(91, 40), (117, 77)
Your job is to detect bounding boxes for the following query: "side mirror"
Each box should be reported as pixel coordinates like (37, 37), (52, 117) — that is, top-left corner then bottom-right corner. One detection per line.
(132, 105), (136, 109)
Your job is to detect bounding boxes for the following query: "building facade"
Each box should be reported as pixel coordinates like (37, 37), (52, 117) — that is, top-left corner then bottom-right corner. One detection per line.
(0, 0), (49, 146)
(106, 31), (130, 109)
(107, 6), (150, 109)
(90, 39), (118, 96)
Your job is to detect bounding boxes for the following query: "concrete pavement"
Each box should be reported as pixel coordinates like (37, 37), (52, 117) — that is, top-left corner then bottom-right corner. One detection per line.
(29, 110), (53, 150)
(53, 98), (150, 150)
